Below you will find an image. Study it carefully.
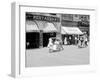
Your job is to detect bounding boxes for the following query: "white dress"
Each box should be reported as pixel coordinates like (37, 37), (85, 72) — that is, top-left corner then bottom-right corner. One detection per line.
(64, 38), (67, 45)
(53, 41), (59, 50)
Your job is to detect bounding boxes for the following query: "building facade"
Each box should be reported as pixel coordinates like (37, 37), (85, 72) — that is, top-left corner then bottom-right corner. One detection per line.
(26, 12), (61, 49)
(61, 14), (90, 35)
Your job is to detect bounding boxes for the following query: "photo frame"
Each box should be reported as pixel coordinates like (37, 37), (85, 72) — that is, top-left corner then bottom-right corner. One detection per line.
(11, 2), (96, 78)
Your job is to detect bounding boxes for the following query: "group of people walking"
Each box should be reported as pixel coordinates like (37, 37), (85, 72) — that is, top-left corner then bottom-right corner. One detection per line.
(47, 34), (89, 53)
(63, 35), (89, 48)
(78, 35), (89, 48)
(47, 38), (64, 53)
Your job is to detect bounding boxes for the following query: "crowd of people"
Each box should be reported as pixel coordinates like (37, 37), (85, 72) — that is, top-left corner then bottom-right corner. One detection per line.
(47, 33), (89, 53)
(63, 34), (89, 48)
(78, 34), (89, 48)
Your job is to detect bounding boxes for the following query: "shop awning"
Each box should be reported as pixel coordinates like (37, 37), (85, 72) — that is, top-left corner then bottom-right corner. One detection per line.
(43, 23), (58, 32)
(26, 21), (39, 32)
(61, 26), (83, 35)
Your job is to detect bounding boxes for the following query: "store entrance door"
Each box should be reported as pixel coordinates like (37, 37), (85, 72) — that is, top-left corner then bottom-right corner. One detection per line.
(43, 32), (56, 47)
(26, 32), (40, 49)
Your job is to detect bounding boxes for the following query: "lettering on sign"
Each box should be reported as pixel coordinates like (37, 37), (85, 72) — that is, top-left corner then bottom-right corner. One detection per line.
(26, 13), (60, 22)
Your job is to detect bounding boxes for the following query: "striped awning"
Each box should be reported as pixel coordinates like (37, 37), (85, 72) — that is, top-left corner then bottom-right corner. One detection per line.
(43, 23), (58, 32)
(26, 21), (39, 32)
(61, 26), (83, 35)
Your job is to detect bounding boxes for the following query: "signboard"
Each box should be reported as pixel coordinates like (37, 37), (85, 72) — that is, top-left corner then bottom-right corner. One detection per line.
(26, 13), (60, 22)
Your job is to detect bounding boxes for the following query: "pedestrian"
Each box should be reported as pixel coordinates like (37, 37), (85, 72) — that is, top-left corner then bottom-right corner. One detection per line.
(47, 38), (53, 53)
(64, 37), (67, 45)
(59, 39), (64, 50)
(78, 37), (81, 48)
(69, 36), (72, 45)
(84, 36), (88, 47)
(75, 36), (78, 45)
(78, 36), (84, 48)
(54, 39), (59, 51)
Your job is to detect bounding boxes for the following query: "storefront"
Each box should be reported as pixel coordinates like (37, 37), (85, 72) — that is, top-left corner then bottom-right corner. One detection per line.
(61, 26), (83, 45)
(43, 22), (58, 47)
(26, 21), (40, 49)
(26, 13), (61, 49)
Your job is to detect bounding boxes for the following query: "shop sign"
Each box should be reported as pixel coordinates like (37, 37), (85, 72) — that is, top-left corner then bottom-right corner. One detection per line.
(26, 14), (60, 22)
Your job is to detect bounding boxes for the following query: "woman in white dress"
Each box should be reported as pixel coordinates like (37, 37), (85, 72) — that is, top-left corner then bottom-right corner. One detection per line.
(47, 38), (54, 53)
(64, 37), (67, 45)
(54, 39), (59, 50)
